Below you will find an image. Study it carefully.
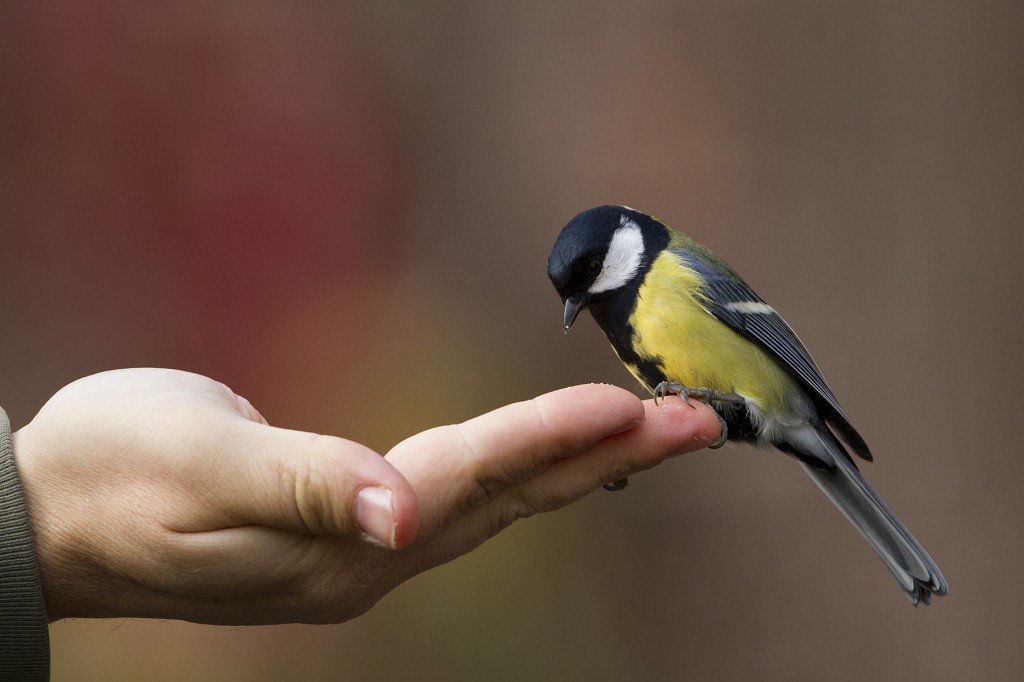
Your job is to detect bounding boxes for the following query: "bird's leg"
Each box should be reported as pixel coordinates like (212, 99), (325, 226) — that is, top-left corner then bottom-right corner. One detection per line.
(652, 382), (745, 449)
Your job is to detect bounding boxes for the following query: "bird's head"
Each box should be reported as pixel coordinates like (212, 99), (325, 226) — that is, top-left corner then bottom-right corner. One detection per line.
(547, 205), (655, 332)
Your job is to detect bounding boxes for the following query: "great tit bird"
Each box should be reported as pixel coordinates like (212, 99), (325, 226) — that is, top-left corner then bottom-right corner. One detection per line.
(547, 205), (947, 605)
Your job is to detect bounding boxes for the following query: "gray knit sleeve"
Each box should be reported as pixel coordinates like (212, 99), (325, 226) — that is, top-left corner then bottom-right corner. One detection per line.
(0, 407), (50, 680)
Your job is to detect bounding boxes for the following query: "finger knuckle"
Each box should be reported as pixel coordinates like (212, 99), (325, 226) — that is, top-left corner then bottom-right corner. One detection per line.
(448, 424), (527, 512)
(492, 492), (536, 533)
(281, 440), (336, 535)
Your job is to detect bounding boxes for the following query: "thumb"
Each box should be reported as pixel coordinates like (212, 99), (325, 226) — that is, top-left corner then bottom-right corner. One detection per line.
(198, 419), (419, 549)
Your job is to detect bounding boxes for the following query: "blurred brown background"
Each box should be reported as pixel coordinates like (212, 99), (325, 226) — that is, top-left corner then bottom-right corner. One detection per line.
(2, 1), (1022, 680)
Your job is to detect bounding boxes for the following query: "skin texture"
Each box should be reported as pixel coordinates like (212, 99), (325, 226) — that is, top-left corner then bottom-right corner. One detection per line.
(11, 368), (719, 625)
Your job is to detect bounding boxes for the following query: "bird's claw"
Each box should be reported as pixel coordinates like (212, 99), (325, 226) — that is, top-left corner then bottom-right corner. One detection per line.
(652, 382), (741, 449)
(603, 478), (628, 492)
(708, 412), (729, 449)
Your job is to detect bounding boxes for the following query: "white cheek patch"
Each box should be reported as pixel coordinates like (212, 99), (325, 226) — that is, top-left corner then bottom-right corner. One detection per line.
(724, 301), (776, 315)
(588, 218), (644, 294)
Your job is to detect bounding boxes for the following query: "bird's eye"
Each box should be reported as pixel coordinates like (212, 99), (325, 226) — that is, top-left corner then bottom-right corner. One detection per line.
(587, 260), (602, 277)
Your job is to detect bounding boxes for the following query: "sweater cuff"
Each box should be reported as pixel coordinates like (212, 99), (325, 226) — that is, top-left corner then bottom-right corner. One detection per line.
(0, 407), (50, 680)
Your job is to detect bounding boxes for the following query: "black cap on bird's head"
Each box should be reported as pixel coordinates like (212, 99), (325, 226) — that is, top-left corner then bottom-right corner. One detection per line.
(547, 205), (663, 332)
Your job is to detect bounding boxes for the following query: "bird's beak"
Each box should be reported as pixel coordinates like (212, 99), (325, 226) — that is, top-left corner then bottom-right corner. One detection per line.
(562, 297), (584, 333)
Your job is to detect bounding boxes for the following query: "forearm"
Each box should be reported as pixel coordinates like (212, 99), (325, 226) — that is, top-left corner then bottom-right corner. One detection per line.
(0, 407), (49, 680)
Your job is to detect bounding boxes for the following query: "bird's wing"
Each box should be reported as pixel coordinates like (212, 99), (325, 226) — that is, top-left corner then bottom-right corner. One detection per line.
(672, 248), (872, 461)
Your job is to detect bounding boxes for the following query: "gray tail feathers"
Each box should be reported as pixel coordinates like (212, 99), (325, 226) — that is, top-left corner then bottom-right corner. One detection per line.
(800, 447), (948, 605)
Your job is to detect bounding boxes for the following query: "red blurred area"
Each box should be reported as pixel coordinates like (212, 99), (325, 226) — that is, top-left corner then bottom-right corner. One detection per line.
(2, 1), (404, 395)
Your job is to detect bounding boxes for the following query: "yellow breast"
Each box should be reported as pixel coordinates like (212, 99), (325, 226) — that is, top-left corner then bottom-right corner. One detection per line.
(625, 251), (797, 414)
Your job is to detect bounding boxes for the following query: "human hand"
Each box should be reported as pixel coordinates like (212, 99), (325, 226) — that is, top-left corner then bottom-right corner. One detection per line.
(12, 368), (719, 625)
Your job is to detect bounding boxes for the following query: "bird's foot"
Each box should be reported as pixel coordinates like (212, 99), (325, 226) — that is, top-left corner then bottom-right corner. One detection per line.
(652, 382), (744, 449)
(653, 382), (745, 408)
(603, 478), (629, 492)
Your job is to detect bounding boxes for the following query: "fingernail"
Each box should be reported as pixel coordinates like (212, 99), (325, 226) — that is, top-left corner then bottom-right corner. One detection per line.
(610, 418), (646, 436)
(356, 486), (396, 549)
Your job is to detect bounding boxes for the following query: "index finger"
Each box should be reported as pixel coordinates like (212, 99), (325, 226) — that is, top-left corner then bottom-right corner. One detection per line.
(385, 384), (644, 506)
(458, 383), (646, 468)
